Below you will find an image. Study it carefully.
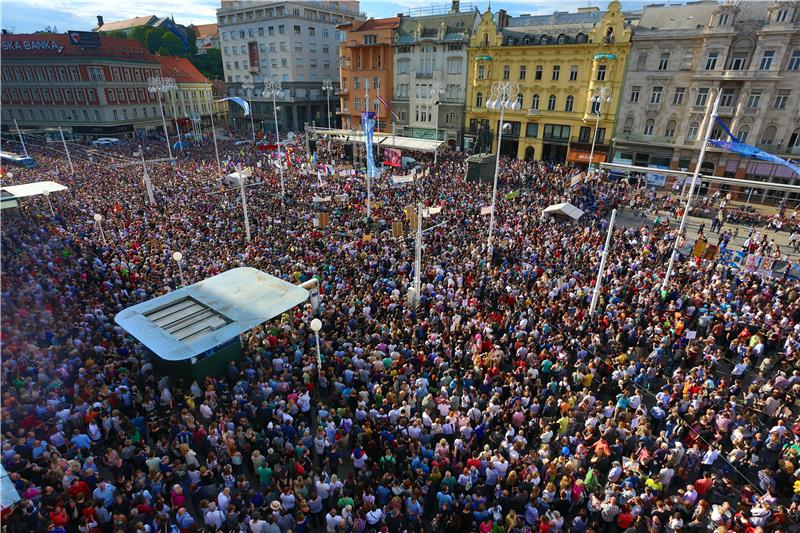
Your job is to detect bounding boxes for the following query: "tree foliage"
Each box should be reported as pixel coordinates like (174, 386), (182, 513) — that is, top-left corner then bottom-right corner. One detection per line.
(190, 48), (224, 80)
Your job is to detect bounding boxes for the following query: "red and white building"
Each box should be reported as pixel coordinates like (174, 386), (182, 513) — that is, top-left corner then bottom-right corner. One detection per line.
(0, 33), (217, 139)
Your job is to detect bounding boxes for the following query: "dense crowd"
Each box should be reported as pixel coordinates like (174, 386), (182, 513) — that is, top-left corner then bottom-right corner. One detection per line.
(1, 131), (799, 533)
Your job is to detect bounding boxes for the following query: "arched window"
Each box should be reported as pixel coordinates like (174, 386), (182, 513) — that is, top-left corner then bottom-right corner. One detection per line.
(643, 119), (655, 136)
(558, 34), (568, 44)
(737, 125), (750, 143)
(507, 37), (515, 46)
(547, 94), (557, 111)
(483, 34), (489, 46)
(516, 93), (524, 106)
(789, 127), (800, 147)
(760, 125), (777, 145)
(686, 122), (699, 140)
(523, 36), (531, 45)
(476, 92), (483, 107)
(565, 95), (574, 112)
(541, 35), (549, 44)
(576, 33), (587, 44)
(664, 120), (676, 138)
(531, 94), (539, 110)
(622, 117), (633, 134)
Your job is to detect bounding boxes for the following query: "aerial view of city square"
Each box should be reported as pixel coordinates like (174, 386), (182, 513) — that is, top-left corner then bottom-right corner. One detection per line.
(1, 0), (799, 531)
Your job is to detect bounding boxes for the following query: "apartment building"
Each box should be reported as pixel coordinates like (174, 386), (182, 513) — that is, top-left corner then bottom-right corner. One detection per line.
(217, 0), (363, 133)
(613, 1), (800, 201)
(465, 1), (633, 163)
(391, 2), (479, 149)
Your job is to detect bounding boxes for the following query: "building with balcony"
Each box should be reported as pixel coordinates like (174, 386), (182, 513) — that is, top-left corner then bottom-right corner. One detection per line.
(390, 2), (479, 149)
(338, 16), (400, 131)
(464, 1), (634, 163)
(613, 1), (800, 202)
(191, 23), (220, 53)
(217, 1), (363, 133)
(0, 33), (166, 139)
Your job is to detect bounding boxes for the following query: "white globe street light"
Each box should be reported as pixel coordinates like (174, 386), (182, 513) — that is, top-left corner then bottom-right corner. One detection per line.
(42, 189), (54, 217)
(588, 87), (612, 174)
(172, 251), (185, 286)
(148, 76), (177, 159)
(310, 318), (323, 384)
(484, 81), (521, 263)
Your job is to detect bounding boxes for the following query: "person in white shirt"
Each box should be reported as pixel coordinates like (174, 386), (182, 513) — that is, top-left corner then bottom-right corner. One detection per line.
(205, 502), (226, 529)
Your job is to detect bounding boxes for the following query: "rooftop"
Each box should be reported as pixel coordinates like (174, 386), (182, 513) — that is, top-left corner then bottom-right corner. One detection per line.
(0, 33), (158, 62)
(94, 15), (157, 32)
(114, 267), (309, 361)
(155, 55), (209, 84)
(637, 1), (771, 31)
(192, 23), (219, 39)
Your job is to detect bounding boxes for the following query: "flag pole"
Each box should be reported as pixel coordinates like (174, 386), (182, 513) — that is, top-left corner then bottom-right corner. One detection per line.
(661, 89), (721, 291)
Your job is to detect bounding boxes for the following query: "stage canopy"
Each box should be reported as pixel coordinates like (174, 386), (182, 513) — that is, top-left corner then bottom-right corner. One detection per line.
(543, 202), (585, 221)
(115, 267), (309, 361)
(311, 127), (445, 153)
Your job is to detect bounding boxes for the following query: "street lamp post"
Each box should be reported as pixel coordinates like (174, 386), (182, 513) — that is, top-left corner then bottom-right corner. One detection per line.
(93, 213), (107, 246)
(310, 318), (323, 384)
(263, 80), (286, 202)
(242, 77), (256, 143)
(236, 164), (252, 243)
(172, 251), (185, 286)
(588, 87), (611, 175)
(136, 145), (156, 205)
(484, 81), (521, 263)
(42, 189), (55, 217)
(165, 79), (183, 152)
(148, 77), (175, 159)
(322, 79), (334, 154)
(429, 81), (445, 165)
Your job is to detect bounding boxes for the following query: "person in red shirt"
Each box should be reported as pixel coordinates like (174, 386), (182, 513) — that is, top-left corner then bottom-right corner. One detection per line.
(694, 472), (714, 497)
(49, 505), (68, 528)
(67, 479), (91, 500)
(617, 505), (634, 530)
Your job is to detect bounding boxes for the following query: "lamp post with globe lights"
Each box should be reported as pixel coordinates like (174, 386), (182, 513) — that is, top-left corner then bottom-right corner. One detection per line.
(310, 318), (323, 386)
(429, 81), (445, 165)
(147, 77), (175, 159)
(241, 77), (256, 142)
(484, 81), (521, 262)
(93, 213), (107, 246)
(172, 251), (185, 286)
(263, 80), (286, 202)
(588, 87), (612, 174)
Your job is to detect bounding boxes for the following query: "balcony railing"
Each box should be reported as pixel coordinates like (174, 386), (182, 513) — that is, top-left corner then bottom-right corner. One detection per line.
(646, 102), (661, 112)
(527, 109), (539, 116)
(615, 132), (677, 145)
(717, 105), (735, 116)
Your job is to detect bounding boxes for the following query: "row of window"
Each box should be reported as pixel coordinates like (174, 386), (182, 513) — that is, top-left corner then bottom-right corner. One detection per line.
(341, 77), (382, 90)
(395, 83), (462, 100)
(1, 65), (162, 84)
(636, 49), (800, 72)
(224, 41), (331, 57)
(474, 92), (605, 114)
(219, 6), (347, 27)
(226, 57), (331, 71)
(6, 102), (214, 124)
(476, 63), (607, 82)
(222, 25), (336, 40)
(623, 117), (800, 148)
(397, 58), (464, 76)
(2, 87), (104, 106)
(629, 86), (791, 110)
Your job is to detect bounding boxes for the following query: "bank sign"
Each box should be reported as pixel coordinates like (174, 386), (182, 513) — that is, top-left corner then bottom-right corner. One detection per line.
(1, 40), (64, 52)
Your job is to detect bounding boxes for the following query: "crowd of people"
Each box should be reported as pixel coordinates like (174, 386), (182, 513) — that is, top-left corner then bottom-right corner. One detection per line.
(1, 130), (799, 533)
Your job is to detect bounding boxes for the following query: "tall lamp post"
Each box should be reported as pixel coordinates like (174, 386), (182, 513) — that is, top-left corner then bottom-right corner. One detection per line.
(172, 251), (185, 286)
(148, 76), (175, 159)
(429, 81), (445, 165)
(242, 77), (256, 143)
(588, 87), (611, 174)
(310, 318), (323, 385)
(484, 81), (521, 263)
(263, 80), (286, 202)
(322, 78), (335, 154)
(93, 213), (107, 246)
(165, 78), (183, 151)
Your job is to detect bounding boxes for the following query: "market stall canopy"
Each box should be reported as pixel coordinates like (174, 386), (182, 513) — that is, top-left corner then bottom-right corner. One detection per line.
(543, 202), (585, 221)
(1, 181), (68, 210)
(115, 267), (309, 362)
(0, 465), (20, 510)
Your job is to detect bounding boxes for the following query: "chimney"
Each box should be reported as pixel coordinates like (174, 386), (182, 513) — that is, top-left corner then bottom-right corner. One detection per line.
(497, 9), (509, 29)
(96, 16), (104, 28)
(451, 0), (460, 13)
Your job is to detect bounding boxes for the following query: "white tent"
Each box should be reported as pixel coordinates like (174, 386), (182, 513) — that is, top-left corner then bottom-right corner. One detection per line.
(0, 465), (20, 510)
(543, 202), (584, 221)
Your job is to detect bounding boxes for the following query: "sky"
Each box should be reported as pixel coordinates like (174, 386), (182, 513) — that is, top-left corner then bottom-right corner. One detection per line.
(1, 0), (649, 34)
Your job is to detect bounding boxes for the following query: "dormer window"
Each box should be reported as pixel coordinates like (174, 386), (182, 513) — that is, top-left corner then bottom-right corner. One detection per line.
(776, 10), (789, 22)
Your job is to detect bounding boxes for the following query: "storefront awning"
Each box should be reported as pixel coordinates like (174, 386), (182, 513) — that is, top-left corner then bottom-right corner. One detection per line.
(568, 150), (606, 165)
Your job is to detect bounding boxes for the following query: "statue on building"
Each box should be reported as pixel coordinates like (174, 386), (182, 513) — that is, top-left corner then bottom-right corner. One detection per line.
(604, 27), (615, 44)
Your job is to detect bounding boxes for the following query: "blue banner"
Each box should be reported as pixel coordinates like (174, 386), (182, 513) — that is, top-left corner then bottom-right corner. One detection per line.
(361, 111), (378, 178)
(710, 118), (800, 176)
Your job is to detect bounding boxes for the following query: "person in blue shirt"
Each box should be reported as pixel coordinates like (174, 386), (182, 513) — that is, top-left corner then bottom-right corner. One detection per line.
(92, 481), (116, 508)
(70, 431), (92, 450)
(436, 486), (453, 510)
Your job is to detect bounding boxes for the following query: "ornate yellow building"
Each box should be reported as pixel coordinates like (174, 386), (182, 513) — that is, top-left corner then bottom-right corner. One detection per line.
(465, 1), (632, 164)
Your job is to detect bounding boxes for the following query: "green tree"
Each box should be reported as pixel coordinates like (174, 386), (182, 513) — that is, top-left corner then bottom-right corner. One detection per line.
(129, 25), (150, 42)
(145, 28), (162, 53)
(184, 26), (198, 56)
(160, 32), (183, 55)
(190, 48), (223, 80)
